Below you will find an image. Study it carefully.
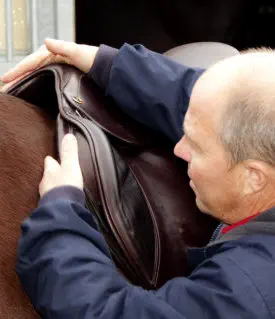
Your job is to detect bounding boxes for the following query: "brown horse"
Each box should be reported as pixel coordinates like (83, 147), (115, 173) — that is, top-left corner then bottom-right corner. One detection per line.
(0, 93), (55, 318)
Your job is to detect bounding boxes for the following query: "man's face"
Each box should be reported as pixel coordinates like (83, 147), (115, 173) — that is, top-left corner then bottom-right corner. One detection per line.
(174, 79), (244, 223)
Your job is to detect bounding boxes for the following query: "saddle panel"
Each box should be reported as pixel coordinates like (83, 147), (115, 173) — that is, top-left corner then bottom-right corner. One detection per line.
(115, 142), (215, 286)
(7, 64), (217, 289)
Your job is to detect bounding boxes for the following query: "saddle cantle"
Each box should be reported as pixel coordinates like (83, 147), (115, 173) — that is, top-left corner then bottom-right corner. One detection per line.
(7, 64), (217, 289)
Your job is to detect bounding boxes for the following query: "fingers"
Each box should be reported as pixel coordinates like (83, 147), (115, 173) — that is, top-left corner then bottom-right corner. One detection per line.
(39, 135), (83, 197)
(1, 38), (98, 85)
(1, 39), (71, 84)
(1, 82), (14, 93)
(44, 156), (60, 174)
(72, 44), (99, 73)
(39, 156), (60, 196)
(45, 38), (77, 59)
(0, 71), (33, 92)
(1, 45), (49, 83)
(45, 38), (99, 73)
(60, 134), (80, 169)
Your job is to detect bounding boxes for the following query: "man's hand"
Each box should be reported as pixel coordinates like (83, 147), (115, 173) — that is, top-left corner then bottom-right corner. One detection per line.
(39, 134), (83, 197)
(1, 38), (98, 91)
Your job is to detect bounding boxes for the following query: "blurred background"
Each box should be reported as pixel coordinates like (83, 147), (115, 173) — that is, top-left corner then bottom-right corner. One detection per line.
(1, 0), (275, 79)
(0, 0), (74, 76)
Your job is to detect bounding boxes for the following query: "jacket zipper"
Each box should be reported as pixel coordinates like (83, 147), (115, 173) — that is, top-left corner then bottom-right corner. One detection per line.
(209, 223), (224, 243)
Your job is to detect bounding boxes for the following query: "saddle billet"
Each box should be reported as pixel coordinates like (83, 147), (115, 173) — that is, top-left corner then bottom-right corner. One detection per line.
(7, 64), (217, 289)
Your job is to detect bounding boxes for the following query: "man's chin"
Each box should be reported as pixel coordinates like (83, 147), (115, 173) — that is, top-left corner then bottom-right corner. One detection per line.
(195, 197), (211, 215)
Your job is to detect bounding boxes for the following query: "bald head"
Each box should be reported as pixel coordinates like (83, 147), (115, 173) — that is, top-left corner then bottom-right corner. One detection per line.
(198, 47), (275, 89)
(190, 48), (275, 166)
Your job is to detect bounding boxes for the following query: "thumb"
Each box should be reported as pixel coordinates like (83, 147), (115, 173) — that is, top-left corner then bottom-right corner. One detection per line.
(44, 156), (60, 174)
(60, 134), (79, 169)
(39, 156), (60, 197)
(44, 38), (77, 60)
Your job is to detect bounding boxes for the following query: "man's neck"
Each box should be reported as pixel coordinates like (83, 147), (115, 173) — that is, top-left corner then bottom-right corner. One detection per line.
(224, 191), (275, 225)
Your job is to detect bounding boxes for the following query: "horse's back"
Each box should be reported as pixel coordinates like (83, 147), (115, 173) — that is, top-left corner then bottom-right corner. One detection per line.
(0, 93), (55, 318)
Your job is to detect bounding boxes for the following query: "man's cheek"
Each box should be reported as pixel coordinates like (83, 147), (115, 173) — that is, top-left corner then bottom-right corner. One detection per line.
(191, 170), (210, 196)
(190, 169), (202, 185)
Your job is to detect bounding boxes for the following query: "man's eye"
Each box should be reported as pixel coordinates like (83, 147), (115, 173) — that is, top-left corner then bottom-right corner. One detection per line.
(193, 144), (202, 152)
(186, 137), (198, 151)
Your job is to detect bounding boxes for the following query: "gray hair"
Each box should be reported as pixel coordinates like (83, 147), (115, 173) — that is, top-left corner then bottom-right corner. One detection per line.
(218, 48), (275, 167)
(220, 98), (275, 167)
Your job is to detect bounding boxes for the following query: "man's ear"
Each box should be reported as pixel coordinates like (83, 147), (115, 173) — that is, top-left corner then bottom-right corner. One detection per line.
(243, 161), (268, 195)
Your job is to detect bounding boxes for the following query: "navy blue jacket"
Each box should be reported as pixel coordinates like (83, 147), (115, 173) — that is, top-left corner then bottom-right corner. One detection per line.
(17, 44), (275, 318)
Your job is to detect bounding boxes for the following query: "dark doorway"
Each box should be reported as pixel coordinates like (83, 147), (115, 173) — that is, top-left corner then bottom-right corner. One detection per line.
(76, 0), (275, 53)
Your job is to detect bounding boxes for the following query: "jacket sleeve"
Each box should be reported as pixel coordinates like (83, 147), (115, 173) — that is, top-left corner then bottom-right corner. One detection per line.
(16, 187), (268, 319)
(88, 44), (205, 143)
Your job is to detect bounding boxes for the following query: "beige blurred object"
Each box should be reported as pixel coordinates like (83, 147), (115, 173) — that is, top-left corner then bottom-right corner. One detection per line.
(0, 0), (6, 52)
(12, 0), (28, 51)
(0, 1), (74, 77)
(0, 0), (28, 53)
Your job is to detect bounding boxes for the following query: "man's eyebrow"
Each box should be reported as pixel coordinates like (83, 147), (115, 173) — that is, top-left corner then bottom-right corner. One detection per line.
(183, 121), (200, 148)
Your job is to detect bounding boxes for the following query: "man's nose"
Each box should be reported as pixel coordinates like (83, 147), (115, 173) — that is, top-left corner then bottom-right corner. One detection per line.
(174, 137), (191, 163)
(174, 141), (181, 157)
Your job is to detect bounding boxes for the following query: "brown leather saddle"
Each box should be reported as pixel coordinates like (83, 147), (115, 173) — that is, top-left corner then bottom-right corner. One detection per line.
(7, 63), (217, 289)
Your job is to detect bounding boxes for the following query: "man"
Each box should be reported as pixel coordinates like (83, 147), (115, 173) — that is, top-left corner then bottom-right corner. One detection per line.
(2, 39), (275, 318)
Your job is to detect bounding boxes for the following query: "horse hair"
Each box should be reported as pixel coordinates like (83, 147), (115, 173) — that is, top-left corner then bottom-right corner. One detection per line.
(0, 93), (56, 318)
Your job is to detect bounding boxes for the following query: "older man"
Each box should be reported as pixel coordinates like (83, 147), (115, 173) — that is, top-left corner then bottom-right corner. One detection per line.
(2, 39), (275, 318)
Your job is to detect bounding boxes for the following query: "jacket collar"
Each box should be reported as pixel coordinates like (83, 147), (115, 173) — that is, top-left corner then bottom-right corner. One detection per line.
(208, 207), (275, 246)
(221, 212), (261, 235)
